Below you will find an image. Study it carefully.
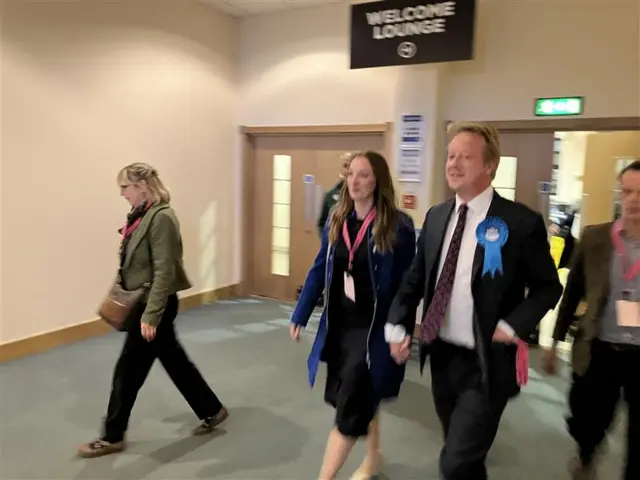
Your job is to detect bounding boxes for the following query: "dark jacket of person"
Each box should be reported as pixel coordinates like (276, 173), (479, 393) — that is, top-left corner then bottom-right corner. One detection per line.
(317, 181), (343, 236)
(557, 211), (577, 269)
(292, 210), (417, 399)
(387, 192), (563, 398)
(554, 222), (614, 376)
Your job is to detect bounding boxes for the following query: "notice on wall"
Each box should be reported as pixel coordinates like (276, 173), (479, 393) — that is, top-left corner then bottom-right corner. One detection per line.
(538, 181), (556, 195)
(398, 149), (422, 182)
(398, 114), (425, 182)
(350, 0), (477, 69)
(400, 114), (426, 146)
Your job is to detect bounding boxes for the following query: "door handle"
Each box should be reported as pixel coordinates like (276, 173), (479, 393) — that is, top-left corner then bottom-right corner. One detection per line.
(303, 174), (315, 232)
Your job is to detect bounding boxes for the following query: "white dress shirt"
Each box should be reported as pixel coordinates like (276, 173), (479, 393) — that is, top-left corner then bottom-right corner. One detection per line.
(437, 186), (494, 348)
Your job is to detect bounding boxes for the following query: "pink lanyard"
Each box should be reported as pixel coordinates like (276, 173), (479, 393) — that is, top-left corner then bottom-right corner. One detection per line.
(611, 219), (640, 281)
(342, 208), (376, 271)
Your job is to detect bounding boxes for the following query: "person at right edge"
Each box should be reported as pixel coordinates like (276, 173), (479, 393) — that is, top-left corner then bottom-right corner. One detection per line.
(543, 160), (640, 480)
(385, 122), (563, 480)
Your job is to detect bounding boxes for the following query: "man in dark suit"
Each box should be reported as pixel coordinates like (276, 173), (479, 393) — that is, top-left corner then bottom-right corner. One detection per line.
(385, 122), (563, 480)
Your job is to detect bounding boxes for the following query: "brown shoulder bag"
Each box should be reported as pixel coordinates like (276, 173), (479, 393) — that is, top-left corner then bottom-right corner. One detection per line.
(98, 282), (149, 331)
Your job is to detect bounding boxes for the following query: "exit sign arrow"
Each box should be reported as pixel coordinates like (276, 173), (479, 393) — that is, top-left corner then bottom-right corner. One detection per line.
(535, 97), (584, 117)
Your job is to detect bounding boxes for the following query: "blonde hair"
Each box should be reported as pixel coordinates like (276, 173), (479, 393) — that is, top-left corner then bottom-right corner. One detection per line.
(340, 152), (356, 168)
(447, 121), (501, 178)
(117, 162), (171, 205)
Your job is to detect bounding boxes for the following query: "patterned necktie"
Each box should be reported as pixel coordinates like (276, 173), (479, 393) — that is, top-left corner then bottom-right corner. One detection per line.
(421, 204), (469, 343)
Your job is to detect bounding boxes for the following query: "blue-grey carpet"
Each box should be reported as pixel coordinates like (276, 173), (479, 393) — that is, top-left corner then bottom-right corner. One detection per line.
(0, 297), (625, 479)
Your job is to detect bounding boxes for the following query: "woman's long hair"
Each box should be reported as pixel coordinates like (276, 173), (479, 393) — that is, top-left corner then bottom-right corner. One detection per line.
(328, 151), (398, 253)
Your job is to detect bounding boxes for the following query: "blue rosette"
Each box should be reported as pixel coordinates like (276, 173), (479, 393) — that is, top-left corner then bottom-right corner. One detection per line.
(476, 217), (509, 278)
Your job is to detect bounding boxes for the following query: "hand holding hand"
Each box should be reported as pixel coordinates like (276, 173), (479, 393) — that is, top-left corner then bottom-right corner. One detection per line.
(390, 336), (412, 364)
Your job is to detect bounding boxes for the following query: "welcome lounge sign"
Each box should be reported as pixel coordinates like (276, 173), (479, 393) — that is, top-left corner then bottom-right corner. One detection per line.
(350, 0), (477, 69)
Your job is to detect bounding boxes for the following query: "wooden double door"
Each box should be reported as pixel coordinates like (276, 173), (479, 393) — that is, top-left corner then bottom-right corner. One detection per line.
(499, 132), (555, 212)
(247, 134), (386, 301)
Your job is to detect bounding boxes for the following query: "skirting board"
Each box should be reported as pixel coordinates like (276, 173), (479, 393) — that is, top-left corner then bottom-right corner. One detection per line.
(0, 284), (239, 363)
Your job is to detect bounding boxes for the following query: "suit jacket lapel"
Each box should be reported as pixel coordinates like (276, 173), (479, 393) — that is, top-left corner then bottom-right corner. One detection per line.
(425, 199), (455, 273)
(472, 192), (506, 282)
(123, 204), (168, 269)
(591, 225), (613, 307)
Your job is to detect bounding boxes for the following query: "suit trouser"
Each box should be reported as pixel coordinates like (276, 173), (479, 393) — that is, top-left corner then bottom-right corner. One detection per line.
(102, 294), (223, 443)
(567, 339), (640, 480)
(430, 340), (509, 480)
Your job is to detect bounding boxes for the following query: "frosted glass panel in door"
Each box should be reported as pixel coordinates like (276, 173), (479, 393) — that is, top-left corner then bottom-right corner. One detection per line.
(271, 251), (290, 277)
(494, 188), (516, 201)
(493, 156), (518, 189)
(493, 156), (517, 201)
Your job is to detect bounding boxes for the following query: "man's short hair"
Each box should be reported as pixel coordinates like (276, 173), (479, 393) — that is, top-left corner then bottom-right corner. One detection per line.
(619, 160), (640, 180)
(447, 121), (501, 164)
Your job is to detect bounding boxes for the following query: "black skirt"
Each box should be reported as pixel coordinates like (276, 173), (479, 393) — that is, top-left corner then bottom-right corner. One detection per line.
(324, 327), (380, 438)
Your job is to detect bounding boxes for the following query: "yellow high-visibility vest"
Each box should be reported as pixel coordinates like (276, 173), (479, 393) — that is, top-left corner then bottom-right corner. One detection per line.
(550, 235), (566, 269)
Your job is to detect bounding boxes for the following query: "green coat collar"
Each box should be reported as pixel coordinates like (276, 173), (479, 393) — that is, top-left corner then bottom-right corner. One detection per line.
(123, 203), (169, 269)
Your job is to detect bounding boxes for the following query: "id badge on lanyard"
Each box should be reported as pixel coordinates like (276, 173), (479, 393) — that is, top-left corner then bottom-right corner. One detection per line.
(342, 209), (376, 302)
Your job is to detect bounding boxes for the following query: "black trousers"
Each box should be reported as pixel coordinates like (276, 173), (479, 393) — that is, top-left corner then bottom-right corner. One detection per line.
(567, 340), (640, 480)
(102, 294), (223, 443)
(430, 341), (509, 480)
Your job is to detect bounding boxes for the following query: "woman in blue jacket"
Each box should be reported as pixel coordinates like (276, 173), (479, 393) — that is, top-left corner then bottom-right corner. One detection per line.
(289, 151), (416, 480)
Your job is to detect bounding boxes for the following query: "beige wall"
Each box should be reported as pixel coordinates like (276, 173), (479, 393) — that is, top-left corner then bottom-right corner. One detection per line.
(2, 0), (639, 344)
(1, 0), (240, 342)
(239, 0), (639, 125)
(442, 0), (639, 121)
(238, 0), (639, 213)
(582, 132), (640, 227)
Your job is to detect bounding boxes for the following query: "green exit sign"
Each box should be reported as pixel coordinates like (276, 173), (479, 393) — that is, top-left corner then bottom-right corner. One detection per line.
(534, 97), (584, 117)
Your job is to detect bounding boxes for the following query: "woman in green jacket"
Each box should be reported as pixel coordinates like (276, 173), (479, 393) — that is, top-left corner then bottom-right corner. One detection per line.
(78, 163), (228, 458)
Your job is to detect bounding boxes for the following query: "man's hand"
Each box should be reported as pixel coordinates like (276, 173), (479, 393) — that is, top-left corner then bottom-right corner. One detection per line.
(389, 336), (412, 364)
(492, 324), (516, 343)
(541, 346), (558, 375)
(141, 323), (156, 342)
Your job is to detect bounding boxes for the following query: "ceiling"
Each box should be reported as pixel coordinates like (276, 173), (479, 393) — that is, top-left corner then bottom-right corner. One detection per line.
(199, 0), (363, 17)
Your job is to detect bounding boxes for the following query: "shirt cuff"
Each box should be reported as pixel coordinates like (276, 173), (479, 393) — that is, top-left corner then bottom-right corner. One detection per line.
(497, 320), (517, 338)
(385, 323), (407, 343)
